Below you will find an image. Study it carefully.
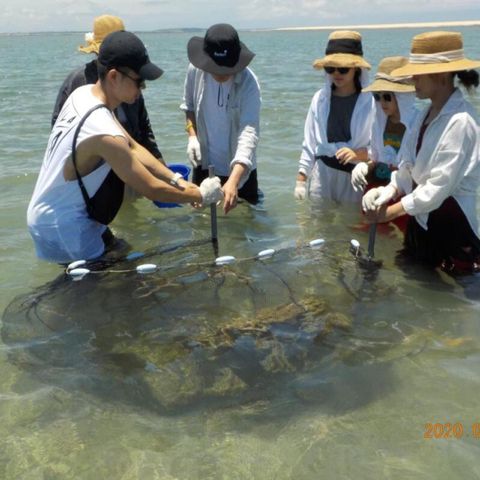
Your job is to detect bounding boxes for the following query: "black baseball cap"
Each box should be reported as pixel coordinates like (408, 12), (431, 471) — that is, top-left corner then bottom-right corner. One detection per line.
(98, 30), (163, 80)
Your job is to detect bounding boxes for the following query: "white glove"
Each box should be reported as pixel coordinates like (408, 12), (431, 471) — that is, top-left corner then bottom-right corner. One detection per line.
(294, 180), (307, 200)
(351, 163), (369, 192)
(362, 185), (396, 212)
(362, 187), (382, 212)
(199, 176), (223, 205)
(187, 136), (201, 168)
(375, 184), (397, 206)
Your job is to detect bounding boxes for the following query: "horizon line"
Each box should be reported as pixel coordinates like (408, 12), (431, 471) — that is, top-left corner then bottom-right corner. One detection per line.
(269, 19), (480, 31)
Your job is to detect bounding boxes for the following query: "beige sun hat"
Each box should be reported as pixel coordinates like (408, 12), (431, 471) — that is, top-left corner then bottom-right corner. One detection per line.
(363, 56), (415, 93)
(313, 30), (371, 70)
(78, 15), (125, 54)
(391, 31), (480, 77)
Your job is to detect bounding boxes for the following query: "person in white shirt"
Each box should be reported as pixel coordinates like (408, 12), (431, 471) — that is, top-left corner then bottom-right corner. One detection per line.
(362, 31), (480, 273)
(294, 30), (375, 203)
(351, 56), (418, 233)
(181, 23), (261, 214)
(27, 31), (223, 263)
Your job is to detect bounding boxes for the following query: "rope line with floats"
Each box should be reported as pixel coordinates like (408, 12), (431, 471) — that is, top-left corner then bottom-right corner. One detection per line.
(65, 236), (381, 280)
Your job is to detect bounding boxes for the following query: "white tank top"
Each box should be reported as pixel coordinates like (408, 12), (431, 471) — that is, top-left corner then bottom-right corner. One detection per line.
(27, 85), (125, 262)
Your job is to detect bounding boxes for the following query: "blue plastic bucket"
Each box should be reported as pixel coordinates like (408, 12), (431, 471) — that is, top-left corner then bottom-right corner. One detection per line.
(153, 164), (191, 208)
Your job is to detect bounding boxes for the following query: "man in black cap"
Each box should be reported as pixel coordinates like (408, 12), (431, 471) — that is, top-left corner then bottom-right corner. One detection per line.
(181, 23), (262, 214)
(51, 15), (163, 173)
(28, 31), (223, 263)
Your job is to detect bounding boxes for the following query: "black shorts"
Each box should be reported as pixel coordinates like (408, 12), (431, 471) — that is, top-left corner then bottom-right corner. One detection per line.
(192, 167), (261, 205)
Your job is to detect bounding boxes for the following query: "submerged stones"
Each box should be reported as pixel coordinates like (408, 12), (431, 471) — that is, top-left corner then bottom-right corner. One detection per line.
(193, 294), (351, 352)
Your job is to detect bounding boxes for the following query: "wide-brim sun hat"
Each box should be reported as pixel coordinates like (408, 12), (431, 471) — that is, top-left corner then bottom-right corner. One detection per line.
(313, 30), (371, 70)
(79, 15), (125, 54)
(363, 56), (415, 93)
(391, 31), (480, 76)
(187, 23), (255, 75)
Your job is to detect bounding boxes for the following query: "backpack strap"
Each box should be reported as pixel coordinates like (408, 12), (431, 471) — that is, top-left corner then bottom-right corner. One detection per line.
(71, 103), (110, 218)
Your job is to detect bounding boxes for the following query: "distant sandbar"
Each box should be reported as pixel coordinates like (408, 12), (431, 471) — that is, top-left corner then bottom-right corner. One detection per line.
(272, 20), (480, 31)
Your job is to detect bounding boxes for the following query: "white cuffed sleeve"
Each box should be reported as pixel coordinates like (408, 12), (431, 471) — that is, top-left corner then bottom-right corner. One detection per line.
(179, 64), (197, 112)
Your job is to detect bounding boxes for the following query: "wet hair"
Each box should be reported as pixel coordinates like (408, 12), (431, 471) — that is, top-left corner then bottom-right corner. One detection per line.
(455, 69), (479, 91)
(330, 68), (363, 93)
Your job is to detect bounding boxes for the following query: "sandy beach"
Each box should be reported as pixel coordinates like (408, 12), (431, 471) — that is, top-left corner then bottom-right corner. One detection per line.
(273, 20), (480, 31)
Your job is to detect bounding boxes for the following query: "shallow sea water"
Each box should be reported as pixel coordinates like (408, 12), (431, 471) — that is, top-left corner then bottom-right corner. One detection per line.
(1, 28), (480, 479)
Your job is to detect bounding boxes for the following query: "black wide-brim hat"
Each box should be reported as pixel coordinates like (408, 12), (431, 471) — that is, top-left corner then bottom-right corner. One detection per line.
(187, 23), (255, 75)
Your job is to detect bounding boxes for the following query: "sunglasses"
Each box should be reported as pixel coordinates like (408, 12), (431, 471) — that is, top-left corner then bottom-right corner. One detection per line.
(324, 66), (351, 75)
(373, 92), (393, 102)
(118, 69), (146, 90)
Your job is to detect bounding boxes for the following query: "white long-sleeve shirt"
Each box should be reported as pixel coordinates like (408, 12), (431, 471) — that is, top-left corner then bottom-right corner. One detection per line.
(395, 89), (480, 235)
(298, 70), (375, 202)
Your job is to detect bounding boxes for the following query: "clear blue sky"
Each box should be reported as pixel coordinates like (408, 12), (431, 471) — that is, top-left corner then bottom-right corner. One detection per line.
(1, 0), (479, 33)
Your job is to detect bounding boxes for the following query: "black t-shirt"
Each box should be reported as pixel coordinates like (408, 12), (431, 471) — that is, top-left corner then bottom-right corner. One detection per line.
(327, 92), (359, 143)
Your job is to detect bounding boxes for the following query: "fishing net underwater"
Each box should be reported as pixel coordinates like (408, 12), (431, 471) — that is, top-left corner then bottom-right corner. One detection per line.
(1, 237), (466, 416)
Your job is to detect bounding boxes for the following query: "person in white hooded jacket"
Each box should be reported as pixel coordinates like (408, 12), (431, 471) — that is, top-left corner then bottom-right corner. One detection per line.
(351, 56), (418, 232)
(362, 32), (480, 273)
(295, 30), (375, 203)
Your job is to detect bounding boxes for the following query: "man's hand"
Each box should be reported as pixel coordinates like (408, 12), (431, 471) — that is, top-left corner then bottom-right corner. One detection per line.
(222, 178), (238, 214)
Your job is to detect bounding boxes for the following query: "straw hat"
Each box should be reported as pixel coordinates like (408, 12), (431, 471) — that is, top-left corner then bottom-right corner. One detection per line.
(392, 31), (480, 76)
(363, 56), (415, 93)
(78, 15), (125, 54)
(313, 30), (371, 70)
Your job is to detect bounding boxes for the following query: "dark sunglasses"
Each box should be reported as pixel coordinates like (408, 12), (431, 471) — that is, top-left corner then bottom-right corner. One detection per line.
(118, 69), (146, 90)
(373, 92), (393, 102)
(324, 66), (351, 75)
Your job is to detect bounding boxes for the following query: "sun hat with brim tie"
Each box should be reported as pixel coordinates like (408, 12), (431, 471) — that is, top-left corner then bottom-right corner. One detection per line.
(391, 31), (480, 77)
(313, 30), (371, 70)
(362, 56), (415, 93)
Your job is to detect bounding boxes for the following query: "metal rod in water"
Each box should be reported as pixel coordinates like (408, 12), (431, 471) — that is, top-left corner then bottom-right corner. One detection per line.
(367, 223), (377, 259)
(208, 165), (218, 244)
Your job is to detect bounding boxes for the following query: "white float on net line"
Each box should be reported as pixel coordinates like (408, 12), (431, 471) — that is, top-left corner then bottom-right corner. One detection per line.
(257, 248), (276, 259)
(136, 264), (158, 274)
(68, 267), (90, 277)
(67, 260), (87, 271)
(215, 255), (236, 266)
(309, 238), (325, 249)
